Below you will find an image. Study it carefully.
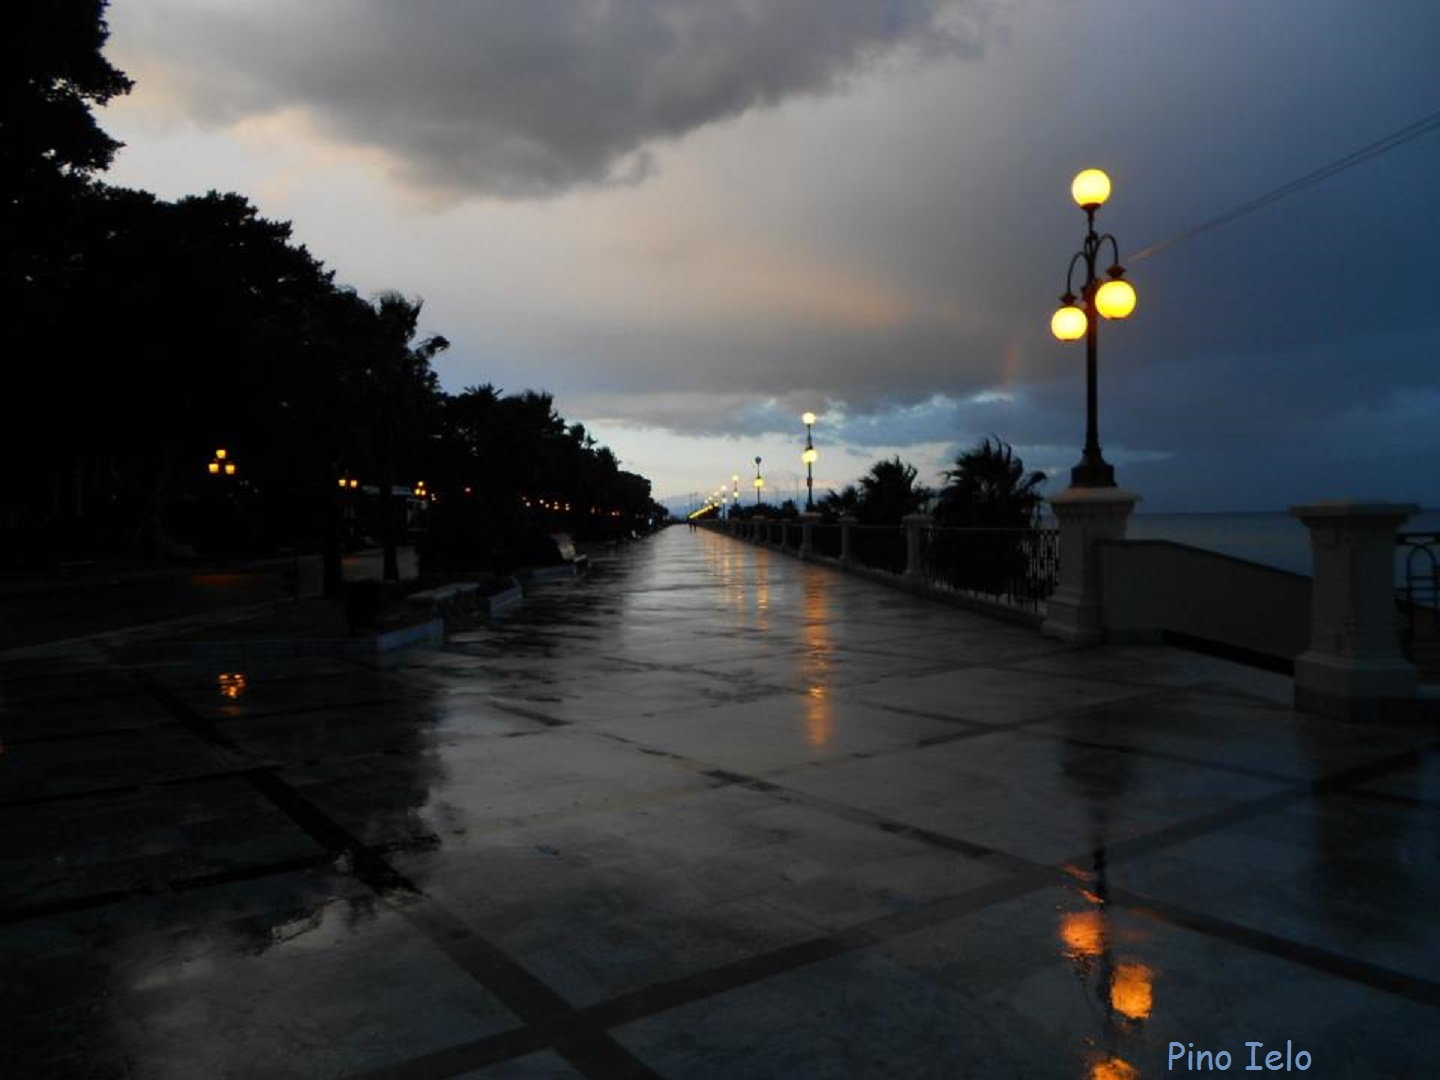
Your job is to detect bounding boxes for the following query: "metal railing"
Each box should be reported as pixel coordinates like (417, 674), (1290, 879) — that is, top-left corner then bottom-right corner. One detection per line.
(851, 525), (907, 575)
(1397, 531), (1439, 637)
(812, 524), (842, 559)
(922, 526), (1060, 610)
(706, 516), (1060, 616)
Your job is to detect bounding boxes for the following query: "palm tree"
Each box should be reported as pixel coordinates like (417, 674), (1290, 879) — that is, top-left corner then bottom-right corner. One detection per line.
(819, 484), (861, 520)
(935, 437), (1046, 528)
(932, 437), (1048, 602)
(857, 457), (930, 526)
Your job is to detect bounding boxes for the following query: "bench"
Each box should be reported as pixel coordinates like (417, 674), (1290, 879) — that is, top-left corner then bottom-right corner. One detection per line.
(519, 534), (590, 584)
(551, 534), (590, 574)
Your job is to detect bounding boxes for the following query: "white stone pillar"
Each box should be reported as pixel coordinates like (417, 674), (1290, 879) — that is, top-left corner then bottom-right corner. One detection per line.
(1290, 501), (1419, 718)
(903, 514), (931, 580)
(799, 512), (821, 558)
(1042, 486), (1141, 644)
(839, 515), (857, 566)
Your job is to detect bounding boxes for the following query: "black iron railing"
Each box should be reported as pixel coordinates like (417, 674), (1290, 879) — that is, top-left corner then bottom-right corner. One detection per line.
(1397, 531), (1439, 637)
(922, 526), (1060, 610)
(812, 524), (842, 559)
(851, 525), (907, 575)
(714, 516), (1061, 612)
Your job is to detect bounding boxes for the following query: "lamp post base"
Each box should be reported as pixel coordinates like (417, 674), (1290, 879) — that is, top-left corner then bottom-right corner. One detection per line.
(1042, 485), (1140, 643)
(1069, 456), (1115, 488)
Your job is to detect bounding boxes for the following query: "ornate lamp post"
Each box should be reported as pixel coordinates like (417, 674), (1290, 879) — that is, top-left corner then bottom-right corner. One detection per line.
(801, 412), (818, 511)
(753, 456), (764, 506)
(732, 474), (740, 515)
(1051, 168), (1137, 488)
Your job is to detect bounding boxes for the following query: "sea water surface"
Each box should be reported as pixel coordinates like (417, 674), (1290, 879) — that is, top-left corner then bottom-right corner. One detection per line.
(1113, 508), (1440, 584)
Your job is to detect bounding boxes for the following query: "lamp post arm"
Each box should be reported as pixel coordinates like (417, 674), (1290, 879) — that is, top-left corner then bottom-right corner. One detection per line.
(1064, 251), (1089, 298)
(1097, 232), (1124, 273)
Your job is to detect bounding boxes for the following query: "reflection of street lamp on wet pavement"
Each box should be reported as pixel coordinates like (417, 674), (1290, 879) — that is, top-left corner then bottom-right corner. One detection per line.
(1057, 719), (1151, 1080)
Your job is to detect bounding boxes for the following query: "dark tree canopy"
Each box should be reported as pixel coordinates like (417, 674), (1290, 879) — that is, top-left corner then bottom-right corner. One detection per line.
(819, 484), (860, 519)
(934, 437), (1047, 528)
(857, 456), (930, 526)
(0, 1), (663, 570)
(1, 1), (131, 202)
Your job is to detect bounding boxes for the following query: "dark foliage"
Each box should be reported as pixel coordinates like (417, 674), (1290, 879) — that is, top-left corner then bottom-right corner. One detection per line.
(856, 457), (930, 526)
(933, 436), (1046, 528)
(0, 2), (664, 573)
(930, 438), (1050, 599)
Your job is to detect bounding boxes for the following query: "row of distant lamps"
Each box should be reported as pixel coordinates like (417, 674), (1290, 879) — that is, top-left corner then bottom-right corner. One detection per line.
(336, 476), (428, 498)
(699, 410), (821, 519)
(706, 170), (1133, 517)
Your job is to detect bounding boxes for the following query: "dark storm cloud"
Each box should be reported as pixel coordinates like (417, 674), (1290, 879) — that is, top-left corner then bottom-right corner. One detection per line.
(124, 0), (992, 198)
(107, 0), (1440, 510)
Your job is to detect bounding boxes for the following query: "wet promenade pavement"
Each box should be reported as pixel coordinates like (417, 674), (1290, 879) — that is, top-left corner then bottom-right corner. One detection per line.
(3, 527), (1438, 1078)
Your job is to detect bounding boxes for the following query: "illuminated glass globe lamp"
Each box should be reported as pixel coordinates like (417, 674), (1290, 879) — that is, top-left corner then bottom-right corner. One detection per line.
(1051, 295), (1087, 341)
(802, 447), (818, 465)
(1095, 271), (1137, 320)
(1071, 168), (1111, 210)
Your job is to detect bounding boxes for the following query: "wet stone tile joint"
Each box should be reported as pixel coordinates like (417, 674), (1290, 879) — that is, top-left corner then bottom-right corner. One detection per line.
(2, 528), (1438, 1078)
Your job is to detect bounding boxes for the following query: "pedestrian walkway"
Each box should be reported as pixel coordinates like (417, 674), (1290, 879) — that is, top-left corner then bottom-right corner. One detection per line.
(2, 527), (1437, 1078)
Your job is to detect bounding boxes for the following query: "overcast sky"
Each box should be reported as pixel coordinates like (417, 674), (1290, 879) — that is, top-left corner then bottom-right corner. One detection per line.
(99, 0), (1440, 513)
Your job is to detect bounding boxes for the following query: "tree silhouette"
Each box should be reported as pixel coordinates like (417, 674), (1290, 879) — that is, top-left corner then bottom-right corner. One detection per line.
(3, 0), (134, 556)
(363, 292), (447, 581)
(0, 1), (665, 574)
(857, 457), (930, 526)
(935, 436), (1047, 528)
(818, 484), (860, 521)
(1, 2), (132, 192)
(932, 438), (1050, 602)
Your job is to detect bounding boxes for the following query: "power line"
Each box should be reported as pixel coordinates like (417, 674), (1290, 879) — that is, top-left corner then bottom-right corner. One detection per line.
(1128, 107), (1440, 264)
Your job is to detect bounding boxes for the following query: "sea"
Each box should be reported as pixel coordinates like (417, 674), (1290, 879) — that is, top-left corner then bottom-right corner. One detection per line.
(1060, 508), (1440, 585)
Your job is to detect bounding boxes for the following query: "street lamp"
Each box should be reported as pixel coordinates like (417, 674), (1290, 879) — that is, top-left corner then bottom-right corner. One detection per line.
(1051, 168), (1137, 488)
(731, 474), (740, 515)
(208, 448), (236, 477)
(753, 456), (764, 506)
(801, 412), (818, 511)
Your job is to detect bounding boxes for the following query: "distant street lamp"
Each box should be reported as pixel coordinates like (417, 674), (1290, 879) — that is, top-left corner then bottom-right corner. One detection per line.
(801, 412), (818, 511)
(732, 474), (740, 515)
(1051, 168), (1137, 488)
(753, 456), (764, 506)
(208, 448), (236, 477)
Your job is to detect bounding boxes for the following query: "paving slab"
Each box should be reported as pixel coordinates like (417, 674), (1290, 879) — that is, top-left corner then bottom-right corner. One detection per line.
(2, 525), (1437, 1078)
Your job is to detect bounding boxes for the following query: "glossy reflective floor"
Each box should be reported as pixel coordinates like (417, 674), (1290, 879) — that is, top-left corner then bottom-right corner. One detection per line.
(3, 528), (1438, 1078)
